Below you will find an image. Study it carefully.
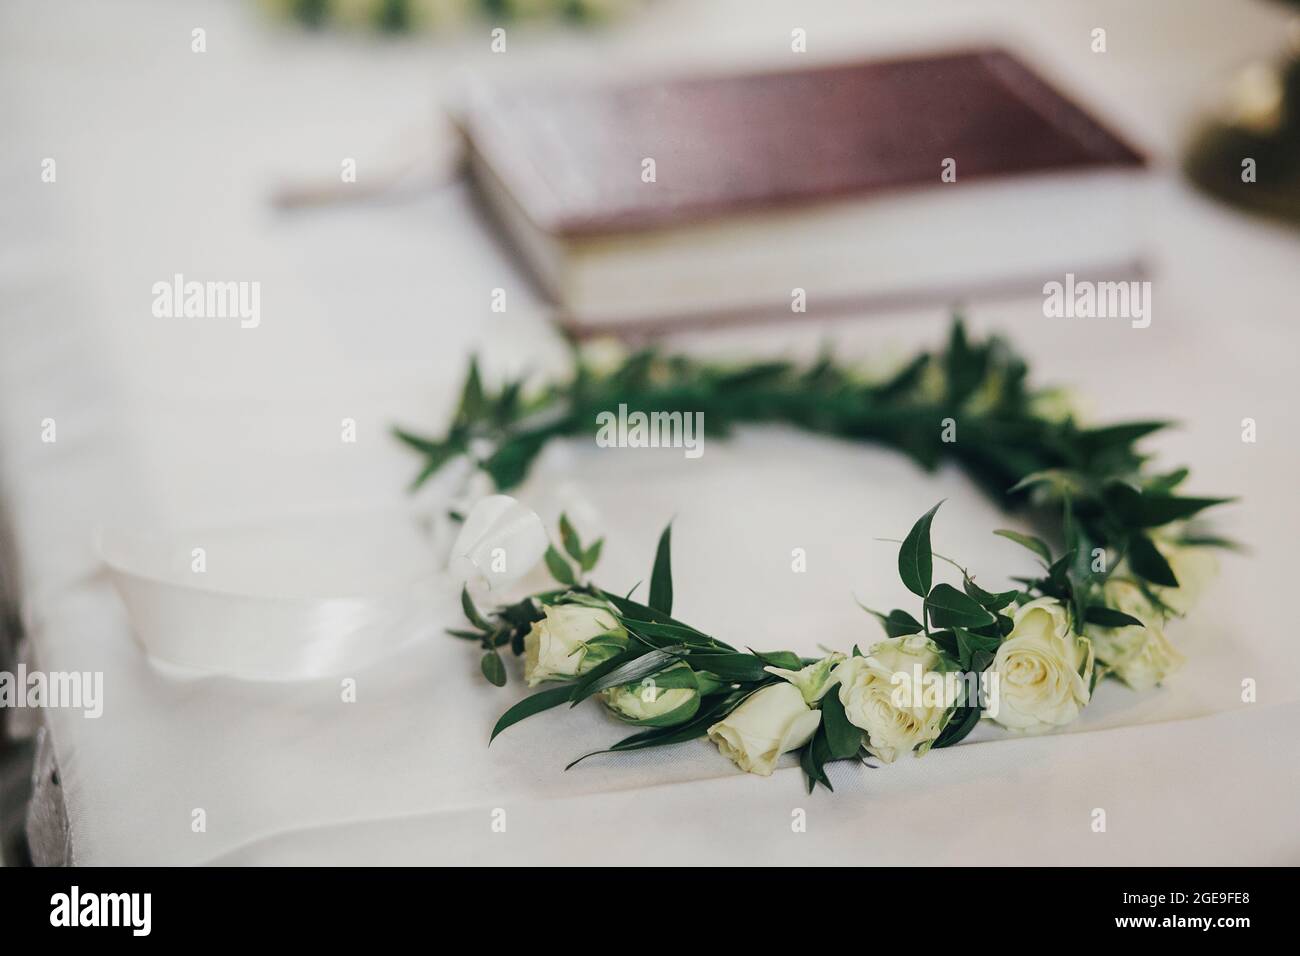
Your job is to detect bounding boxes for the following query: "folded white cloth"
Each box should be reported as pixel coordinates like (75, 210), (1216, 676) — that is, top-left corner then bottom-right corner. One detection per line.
(208, 701), (1300, 866)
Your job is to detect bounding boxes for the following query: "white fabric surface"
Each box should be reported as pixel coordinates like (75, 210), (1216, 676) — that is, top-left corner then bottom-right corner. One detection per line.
(2, 0), (1299, 865)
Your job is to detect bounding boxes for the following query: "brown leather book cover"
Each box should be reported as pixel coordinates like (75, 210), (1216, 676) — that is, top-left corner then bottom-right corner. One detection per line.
(458, 48), (1146, 239)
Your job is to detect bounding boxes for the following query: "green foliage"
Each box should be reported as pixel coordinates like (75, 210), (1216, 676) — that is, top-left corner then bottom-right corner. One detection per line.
(423, 320), (1234, 789)
(648, 523), (674, 615)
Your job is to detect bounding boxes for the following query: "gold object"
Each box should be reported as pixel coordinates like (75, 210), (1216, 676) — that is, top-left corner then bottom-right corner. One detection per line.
(1184, 16), (1300, 226)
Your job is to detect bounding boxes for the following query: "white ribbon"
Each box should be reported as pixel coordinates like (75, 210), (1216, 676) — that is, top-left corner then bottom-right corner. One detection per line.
(97, 496), (548, 682)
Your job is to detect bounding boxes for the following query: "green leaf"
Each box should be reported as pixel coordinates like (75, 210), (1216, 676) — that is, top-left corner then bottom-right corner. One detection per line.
(1176, 534), (1241, 551)
(1146, 467), (1190, 494)
(898, 501), (943, 597)
(953, 627), (1001, 671)
(820, 691), (862, 759)
(569, 647), (685, 702)
(1104, 484), (1234, 528)
(603, 593), (731, 649)
(480, 651), (507, 686)
(1062, 495), (1080, 555)
(962, 576), (1018, 611)
(635, 664), (700, 691)
(681, 650), (770, 683)
(800, 726), (835, 793)
(751, 649), (803, 671)
(490, 684), (575, 742)
(865, 607), (925, 637)
(874, 353), (929, 399)
(926, 583), (996, 629)
(618, 617), (718, 649)
(1008, 469), (1090, 496)
(391, 426), (446, 457)
(648, 523), (674, 615)
(932, 705), (980, 749)
(481, 428), (557, 492)
(460, 586), (491, 631)
(1127, 533), (1179, 587)
(563, 647), (641, 703)
(1047, 549), (1076, 588)
(580, 538), (604, 572)
(559, 513), (584, 564)
(454, 356), (486, 425)
(993, 529), (1052, 564)
(544, 545), (576, 586)
(1076, 421), (1170, 453)
(929, 629), (959, 662)
(944, 318), (987, 405)
(1084, 606), (1145, 629)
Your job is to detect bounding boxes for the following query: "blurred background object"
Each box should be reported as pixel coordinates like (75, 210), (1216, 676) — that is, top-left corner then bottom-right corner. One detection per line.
(0, 508), (34, 867)
(256, 0), (641, 34)
(457, 48), (1149, 334)
(1184, 0), (1300, 225)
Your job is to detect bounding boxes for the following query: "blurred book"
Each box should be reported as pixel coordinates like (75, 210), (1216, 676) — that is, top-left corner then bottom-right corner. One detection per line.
(457, 48), (1147, 334)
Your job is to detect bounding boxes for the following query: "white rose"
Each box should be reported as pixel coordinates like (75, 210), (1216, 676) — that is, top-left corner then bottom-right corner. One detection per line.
(602, 662), (714, 727)
(707, 683), (821, 777)
(989, 598), (1093, 733)
(763, 653), (844, 703)
(523, 603), (626, 686)
(578, 336), (628, 378)
(1087, 580), (1184, 692)
(1152, 541), (1219, 616)
(832, 635), (949, 763)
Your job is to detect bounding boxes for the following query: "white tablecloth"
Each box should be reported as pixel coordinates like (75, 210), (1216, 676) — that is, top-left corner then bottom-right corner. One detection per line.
(2, 0), (1298, 865)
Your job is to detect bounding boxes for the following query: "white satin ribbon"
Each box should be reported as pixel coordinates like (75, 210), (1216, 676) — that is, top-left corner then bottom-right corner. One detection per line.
(97, 496), (548, 682)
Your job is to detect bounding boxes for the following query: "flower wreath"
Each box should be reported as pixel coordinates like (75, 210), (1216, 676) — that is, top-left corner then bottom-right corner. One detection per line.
(396, 321), (1234, 791)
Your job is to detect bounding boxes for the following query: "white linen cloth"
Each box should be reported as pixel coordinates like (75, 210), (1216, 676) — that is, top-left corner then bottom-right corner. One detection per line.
(1, 0), (1298, 865)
